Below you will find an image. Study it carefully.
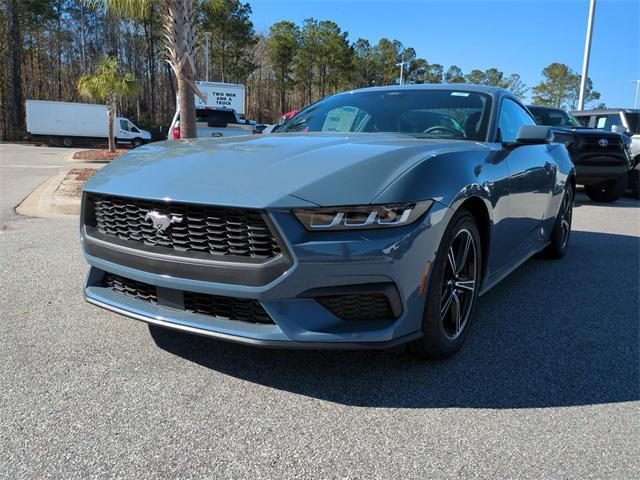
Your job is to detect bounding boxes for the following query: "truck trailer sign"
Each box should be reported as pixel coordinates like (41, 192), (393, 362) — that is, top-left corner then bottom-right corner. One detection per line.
(194, 81), (246, 114)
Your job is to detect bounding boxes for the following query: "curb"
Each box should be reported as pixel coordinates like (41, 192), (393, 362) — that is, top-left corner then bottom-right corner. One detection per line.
(16, 172), (82, 218)
(64, 150), (80, 163)
(65, 149), (111, 164)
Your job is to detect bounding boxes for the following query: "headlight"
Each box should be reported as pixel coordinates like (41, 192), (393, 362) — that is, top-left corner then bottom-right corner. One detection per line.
(293, 201), (433, 231)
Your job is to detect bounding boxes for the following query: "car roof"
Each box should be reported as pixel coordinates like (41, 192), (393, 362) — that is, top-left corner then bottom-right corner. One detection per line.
(571, 108), (640, 115)
(345, 83), (510, 98)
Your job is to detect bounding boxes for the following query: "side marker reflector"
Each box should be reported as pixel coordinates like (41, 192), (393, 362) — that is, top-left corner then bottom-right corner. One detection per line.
(419, 261), (432, 296)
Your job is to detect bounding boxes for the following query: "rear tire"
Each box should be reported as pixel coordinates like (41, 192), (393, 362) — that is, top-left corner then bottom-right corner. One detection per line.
(545, 185), (573, 259)
(62, 137), (73, 148)
(628, 168), (640, 200)
(584, 172), (628, 202)
(408, 210), (481, 360)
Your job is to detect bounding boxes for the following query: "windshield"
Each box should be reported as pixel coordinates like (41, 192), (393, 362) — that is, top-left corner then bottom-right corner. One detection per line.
(529, 107), (582, 128)
(278, 89), (492, 141)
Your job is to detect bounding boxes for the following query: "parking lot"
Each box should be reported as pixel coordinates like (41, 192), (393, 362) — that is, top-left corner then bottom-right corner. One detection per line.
(0, 144), (638, 478)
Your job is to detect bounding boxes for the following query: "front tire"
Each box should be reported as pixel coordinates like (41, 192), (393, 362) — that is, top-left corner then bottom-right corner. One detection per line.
(409, 210), (481, 359)
(132, 138), (144, 148)
(584, 172), (628, 202)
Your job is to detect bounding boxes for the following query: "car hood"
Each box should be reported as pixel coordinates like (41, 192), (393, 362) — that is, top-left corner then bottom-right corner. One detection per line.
(83, 133), (485, 208)
(554, 126), (621, 138)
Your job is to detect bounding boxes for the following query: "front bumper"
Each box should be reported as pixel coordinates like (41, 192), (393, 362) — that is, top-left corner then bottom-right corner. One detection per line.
(572, 153), (633, 184)
(83, 204), (450, 348)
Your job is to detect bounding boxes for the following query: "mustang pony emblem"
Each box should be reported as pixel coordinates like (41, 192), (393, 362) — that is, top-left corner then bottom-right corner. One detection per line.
(144, 211), (183, 233)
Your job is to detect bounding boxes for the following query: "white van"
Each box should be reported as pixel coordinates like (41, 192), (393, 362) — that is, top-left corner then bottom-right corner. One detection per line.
(26, 100), (151, 147)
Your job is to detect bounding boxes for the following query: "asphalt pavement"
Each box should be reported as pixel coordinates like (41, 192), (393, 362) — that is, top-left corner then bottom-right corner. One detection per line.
(0, 144), (638, 479)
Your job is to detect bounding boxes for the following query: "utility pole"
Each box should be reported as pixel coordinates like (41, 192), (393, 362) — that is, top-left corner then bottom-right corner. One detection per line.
(204, 32), (212, 82)
(396, 62), (406, 85)
(578, 0), (597, 111)
(633, 80), (640, 109)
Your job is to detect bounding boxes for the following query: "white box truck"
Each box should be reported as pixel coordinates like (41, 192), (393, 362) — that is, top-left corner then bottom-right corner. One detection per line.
(26, 100), (151, 148)
(194, 81), (245, 113)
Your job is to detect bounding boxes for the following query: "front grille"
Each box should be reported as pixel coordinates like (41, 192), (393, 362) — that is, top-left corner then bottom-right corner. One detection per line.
(104, 273), (158, 303)
(317, 293), (394, 321)
(580, 135), (623, 152)
(88, 194), (282, 260)
(184, 292), (272, 324)
(102, 273), (274, 324)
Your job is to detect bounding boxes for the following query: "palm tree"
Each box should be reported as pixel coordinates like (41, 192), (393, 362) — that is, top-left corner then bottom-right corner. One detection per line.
(77, 58), (138, 152)
(87, 0), (204, 139)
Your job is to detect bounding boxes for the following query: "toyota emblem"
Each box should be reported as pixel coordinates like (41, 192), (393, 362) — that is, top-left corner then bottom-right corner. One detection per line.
(598, 138), (609, 147)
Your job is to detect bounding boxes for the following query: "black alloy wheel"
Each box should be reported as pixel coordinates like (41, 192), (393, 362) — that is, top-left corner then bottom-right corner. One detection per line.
(545, 186), (573, 259)
(440, 228), (477, 340)
(409, 210), (481, 359)
(558, 188), (573, 249)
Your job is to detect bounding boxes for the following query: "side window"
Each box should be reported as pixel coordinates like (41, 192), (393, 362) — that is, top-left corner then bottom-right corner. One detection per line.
(574, 115), (590, 127)
(596, 114), (622, 131)
(209, 112), (226, 125)
(624, 112), (640, 134)
(119, 119), (129, 131)
(498, 99), (535, 142)
(196, 110), (235, 127)
(221, 111), (237, 124)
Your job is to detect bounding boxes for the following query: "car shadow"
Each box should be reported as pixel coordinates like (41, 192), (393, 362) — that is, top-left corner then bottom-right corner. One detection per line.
(149, 230), (639, 409)
(574, 190), (639, 208)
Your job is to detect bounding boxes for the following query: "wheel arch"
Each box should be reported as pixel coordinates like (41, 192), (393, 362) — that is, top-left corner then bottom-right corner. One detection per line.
(568, 172), (576, 193)
(455, 196), (491, 283)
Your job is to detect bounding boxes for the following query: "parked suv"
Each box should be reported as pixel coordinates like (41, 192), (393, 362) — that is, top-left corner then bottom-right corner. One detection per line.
(571, 108), (640, 198)
(528, 105), (633, 202)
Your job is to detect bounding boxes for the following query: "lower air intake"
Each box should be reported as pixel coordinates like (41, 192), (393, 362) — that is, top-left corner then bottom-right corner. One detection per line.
(103, 273), (274, 324)
(317, 293), (394, 321)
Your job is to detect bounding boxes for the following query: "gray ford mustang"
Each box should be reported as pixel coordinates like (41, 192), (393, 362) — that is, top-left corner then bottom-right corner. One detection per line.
(81, 85), (575, 359)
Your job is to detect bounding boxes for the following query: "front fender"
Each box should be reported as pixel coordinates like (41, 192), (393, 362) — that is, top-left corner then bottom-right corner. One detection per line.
(373, 148), (513, 282)
(372, 148), (509, 217)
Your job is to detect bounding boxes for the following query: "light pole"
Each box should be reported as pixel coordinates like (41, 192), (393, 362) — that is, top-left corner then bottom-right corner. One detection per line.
(396, 62), (406, 85)
(203, 32), (212, 82)
(633, 80), (640, 108)
(578, 0), (597, 111)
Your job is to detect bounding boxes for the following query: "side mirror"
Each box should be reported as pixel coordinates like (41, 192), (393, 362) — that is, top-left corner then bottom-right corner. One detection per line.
(515, 125), (554, 145)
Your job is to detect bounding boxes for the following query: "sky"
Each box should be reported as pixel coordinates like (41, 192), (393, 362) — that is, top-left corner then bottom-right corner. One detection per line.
(248, 0), (640, 108)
